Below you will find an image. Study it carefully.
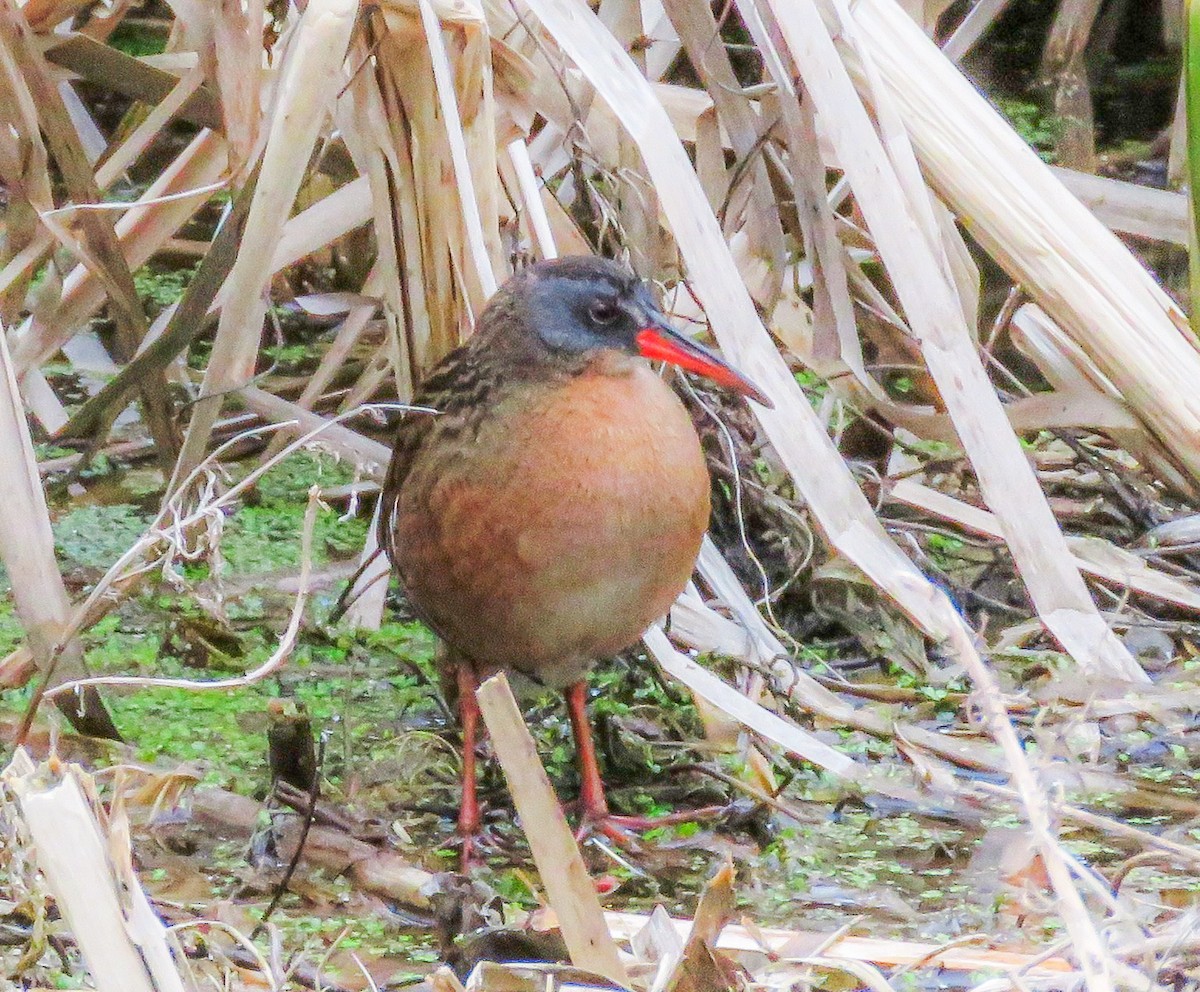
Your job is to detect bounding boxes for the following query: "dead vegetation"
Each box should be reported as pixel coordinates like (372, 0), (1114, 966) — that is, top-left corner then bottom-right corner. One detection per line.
(1, 0), (1200, 989)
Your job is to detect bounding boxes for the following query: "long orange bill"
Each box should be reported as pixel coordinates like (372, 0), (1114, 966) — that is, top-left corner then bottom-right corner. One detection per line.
(636, 319), (773, 408)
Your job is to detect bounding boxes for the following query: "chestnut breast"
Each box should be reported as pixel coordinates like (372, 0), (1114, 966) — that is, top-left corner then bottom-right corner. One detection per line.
(391, 356), (710, 686)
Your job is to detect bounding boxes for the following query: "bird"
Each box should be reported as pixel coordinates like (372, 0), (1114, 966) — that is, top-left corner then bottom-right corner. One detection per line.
(377, 256), (770, 854)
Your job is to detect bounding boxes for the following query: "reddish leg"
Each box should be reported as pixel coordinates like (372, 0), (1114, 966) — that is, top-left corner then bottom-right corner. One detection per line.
(456, 665), (483, 862)
(566, 680), (609, 821)
(565, 680), (729, 847)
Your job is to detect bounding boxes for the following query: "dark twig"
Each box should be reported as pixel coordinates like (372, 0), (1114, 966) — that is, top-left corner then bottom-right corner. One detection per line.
(1056, 430), (1159, 532)
(669, 761), (815, 828)
(253, 734), (326, 936)
(327, 546), (389, 624)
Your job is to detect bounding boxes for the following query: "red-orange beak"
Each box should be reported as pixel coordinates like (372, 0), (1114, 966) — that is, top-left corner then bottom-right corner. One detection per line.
(636, 319), (773, 408)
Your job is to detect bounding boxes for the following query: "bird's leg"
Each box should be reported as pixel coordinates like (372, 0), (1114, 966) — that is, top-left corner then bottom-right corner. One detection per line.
(456, 665), (483, 860)
(566, 681), (648, 847)
(566, 680), (610, 821)
(566, 680), (729, 848)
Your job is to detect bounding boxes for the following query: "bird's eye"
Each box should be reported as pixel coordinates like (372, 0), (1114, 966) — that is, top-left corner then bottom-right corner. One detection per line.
(589, 299), (620, 326)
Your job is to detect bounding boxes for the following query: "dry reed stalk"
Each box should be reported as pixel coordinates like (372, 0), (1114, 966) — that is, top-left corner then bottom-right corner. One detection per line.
(660, 0), (785, 266)
(0, 23), (54, 327)
(357, 1), (509, 378)
(0, 62), (201, 314)
(221, 177), (373, 305)
(238, 387), (393, 473)
(0, 321), (117, 737)
(170, 0), (357, 489)
(335, 0), (531, 394)
(761, 0), (1141, 684)
(342, 501), (390, 630)
(4, 750), (186, 992)
(941, 0), (1016, 61)
(0, 4), (141, 330)
(0, 0), (179, 459)
(254, 273), (384, 471)
(1039, 0), (1105, 171)
(506, 138), (560, 258)
(1051, 166), (1189, 246)
(418, 0), (501, 299)
(475, 672), (629, 987)
(9, 129), (229, 382)
(843, 0), (1200, 485)
(755, 57), (876, 403)
(336, 56), (422, 400)
(211, 0), (265, 178)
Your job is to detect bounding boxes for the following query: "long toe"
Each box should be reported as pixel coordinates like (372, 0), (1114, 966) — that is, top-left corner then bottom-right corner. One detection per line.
(457, 827), (495, 872)
(574, 804), (731, 850)
(574, 813), (643, 850)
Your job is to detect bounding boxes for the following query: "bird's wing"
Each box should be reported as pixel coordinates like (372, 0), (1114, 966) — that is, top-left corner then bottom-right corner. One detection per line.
(377, 343), (474, 565)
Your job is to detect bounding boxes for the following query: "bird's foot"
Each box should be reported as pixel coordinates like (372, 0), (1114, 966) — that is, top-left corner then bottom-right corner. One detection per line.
(455, 804), (501, 872)
(573, 804), (727, 850)
(573, 812), (644, 849)
(458, 830), (481, 870)
(455, 812), (525, 872)
(457, 825), (504, 872)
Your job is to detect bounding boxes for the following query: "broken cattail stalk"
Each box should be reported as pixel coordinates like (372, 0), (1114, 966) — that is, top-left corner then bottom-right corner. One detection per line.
(4, 750), (186, 992)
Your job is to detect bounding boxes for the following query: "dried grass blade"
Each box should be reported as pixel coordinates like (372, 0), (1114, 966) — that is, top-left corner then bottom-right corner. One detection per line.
(552, 908), (1079, 978)
(171, 0), (356, 487)
(0, 319), (117, 737)
(890, 478), (1200, 612)
(644, 627), (900, 795)
(669, 590), (1006, 774)
(94, 65), (208, 190)
(850, 0), (1200, 485)
(417, 0), (499, 299)
(763, 0), (1142, 684)
(507, 138), (558, 258)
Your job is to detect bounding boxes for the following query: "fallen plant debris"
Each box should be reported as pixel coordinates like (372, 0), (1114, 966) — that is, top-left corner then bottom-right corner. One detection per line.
(3, 750), (1094, 991)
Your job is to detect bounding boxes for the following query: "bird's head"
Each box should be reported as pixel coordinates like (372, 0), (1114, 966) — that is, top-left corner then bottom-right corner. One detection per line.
(499, 256), (772, 407)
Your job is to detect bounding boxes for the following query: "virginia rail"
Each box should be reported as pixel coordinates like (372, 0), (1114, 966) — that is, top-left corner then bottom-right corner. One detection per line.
(379, 256), (769, 851)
